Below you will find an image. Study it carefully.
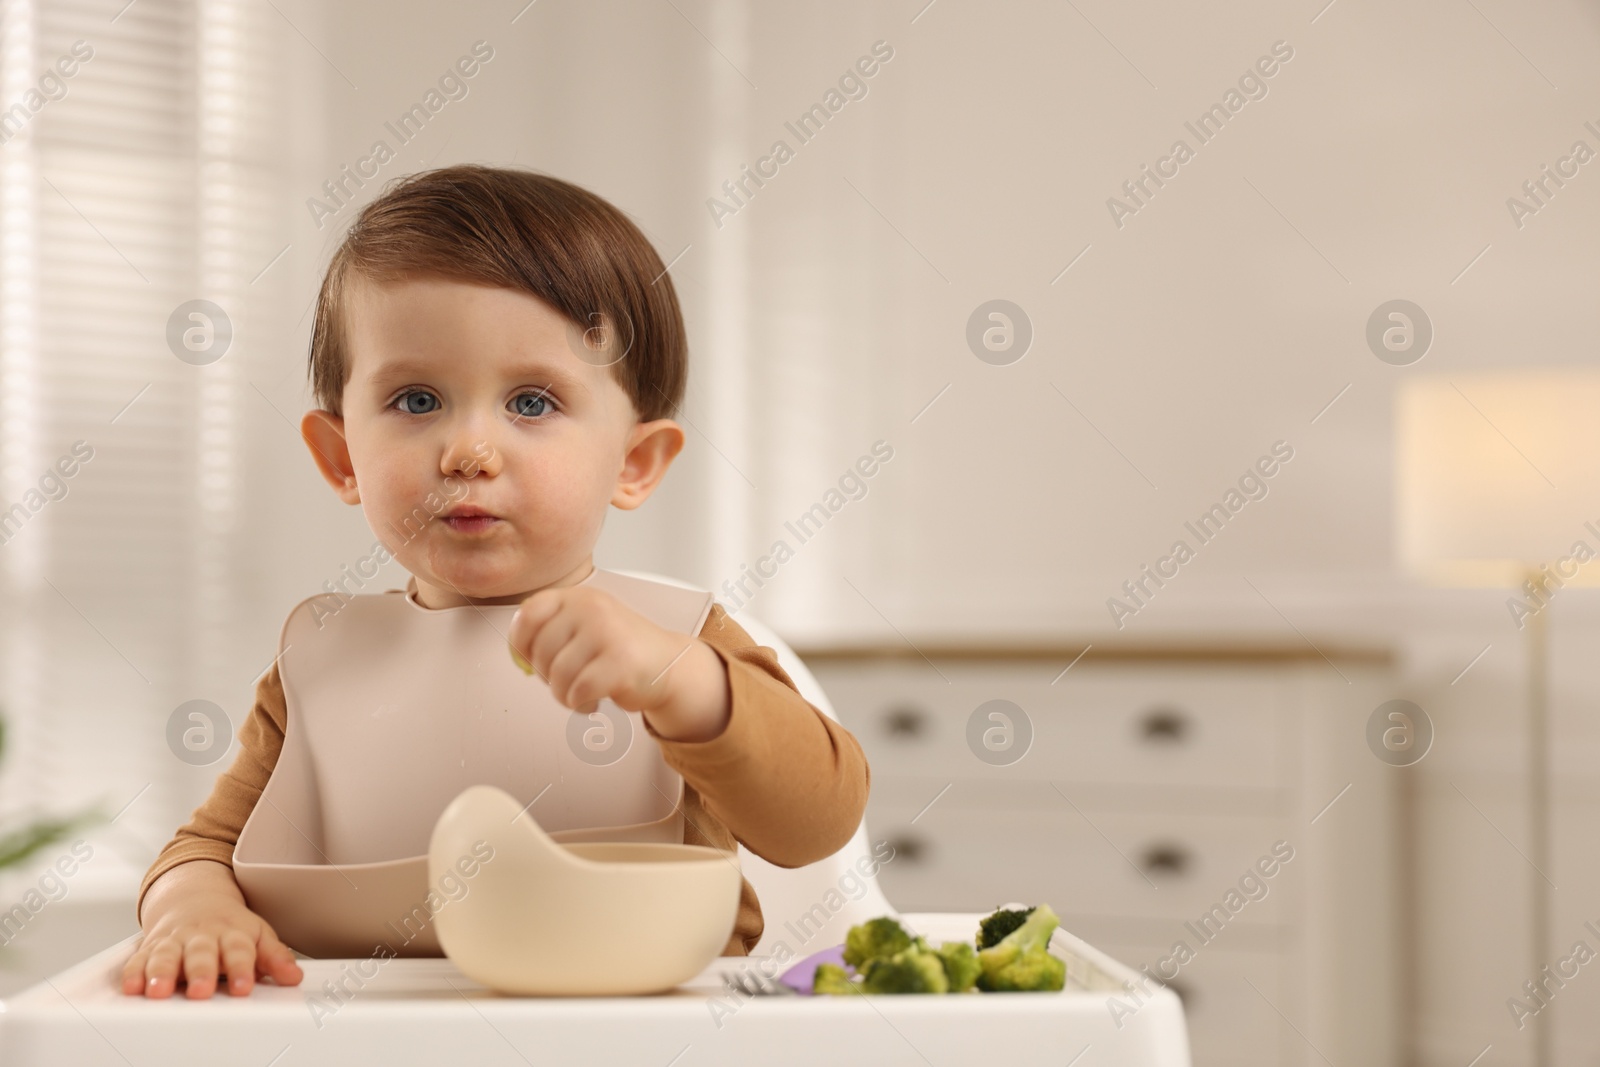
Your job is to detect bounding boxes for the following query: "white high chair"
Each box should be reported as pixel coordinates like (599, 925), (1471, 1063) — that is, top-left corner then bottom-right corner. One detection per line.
(0, 570), (1190, 1067)
(611, 570), (895, 956)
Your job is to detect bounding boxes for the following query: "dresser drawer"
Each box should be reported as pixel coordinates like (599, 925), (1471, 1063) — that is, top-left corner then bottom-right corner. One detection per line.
(865, 795), (1294, 927)
(816, 661), (1286, 789)
(805, 653), (1395, 1066)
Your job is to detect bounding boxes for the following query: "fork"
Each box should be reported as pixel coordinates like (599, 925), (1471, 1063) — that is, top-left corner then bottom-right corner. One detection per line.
(721, 964), (798, 997)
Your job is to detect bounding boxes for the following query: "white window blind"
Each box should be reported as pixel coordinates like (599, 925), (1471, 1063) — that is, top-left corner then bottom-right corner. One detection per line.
(0, 0), (292, 900)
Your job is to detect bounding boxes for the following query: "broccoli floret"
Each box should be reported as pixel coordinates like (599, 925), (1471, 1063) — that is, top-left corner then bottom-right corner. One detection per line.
(976, 905), (1036, 949)
(811, 962), (864, 995)
(832, 912), (1055, 994)
(977, 947), (1065, 992)
(936, 940), (980, 992)
(860, 947), (950, 994)
(975, 903), (1066, 992)
(842, 916), (914, 969)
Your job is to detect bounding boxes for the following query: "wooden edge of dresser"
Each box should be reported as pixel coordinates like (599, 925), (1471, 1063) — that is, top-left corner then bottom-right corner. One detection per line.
(789, 642), (1395, 666)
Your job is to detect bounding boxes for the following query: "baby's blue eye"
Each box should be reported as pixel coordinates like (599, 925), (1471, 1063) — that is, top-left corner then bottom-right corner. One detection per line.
(394, 390), (440, 414)
(510, 392), (551, 419)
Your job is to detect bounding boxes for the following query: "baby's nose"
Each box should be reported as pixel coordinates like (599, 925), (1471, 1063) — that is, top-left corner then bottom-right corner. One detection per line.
(444, 438), (499, 478)
(438, 435), (499, 479)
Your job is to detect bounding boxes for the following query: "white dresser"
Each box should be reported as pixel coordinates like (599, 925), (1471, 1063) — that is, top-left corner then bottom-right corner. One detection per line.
(803, 646), (1402, 1067)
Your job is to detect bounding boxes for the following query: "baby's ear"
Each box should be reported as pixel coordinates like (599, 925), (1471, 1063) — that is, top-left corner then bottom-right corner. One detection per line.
(301, 410), (361, 505)
(611, 418), (685, 510)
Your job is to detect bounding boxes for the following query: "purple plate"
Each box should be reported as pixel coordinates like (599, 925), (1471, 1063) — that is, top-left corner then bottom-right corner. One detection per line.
(775, 943), (850, 995)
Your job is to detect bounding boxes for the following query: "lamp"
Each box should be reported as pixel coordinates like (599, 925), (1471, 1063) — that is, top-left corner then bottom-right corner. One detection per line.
(1397, 370), (1600, 1067)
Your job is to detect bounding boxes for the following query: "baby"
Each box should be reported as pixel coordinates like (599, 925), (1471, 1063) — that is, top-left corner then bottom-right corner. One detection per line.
(121, 164), (871, 998)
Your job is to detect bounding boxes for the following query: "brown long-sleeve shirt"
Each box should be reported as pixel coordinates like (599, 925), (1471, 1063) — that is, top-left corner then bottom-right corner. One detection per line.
(138, 601), (870, 957)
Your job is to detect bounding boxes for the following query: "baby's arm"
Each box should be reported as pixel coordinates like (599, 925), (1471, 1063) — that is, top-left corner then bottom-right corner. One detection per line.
(121, 663), (304, 997)
(507, 591), (871, 868)
(641, 603), (871, 868)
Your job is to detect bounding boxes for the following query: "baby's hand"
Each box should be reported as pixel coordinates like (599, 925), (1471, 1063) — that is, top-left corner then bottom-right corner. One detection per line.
(508, 585), (730, 740)
(121, 862), (303, 998)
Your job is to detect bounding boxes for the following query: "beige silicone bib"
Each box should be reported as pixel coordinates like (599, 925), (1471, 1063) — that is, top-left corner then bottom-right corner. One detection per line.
(232, 566), (714, 958)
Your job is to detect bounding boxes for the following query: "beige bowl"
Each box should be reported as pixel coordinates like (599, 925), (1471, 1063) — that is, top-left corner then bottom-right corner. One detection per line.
(427, 784), (742, 996)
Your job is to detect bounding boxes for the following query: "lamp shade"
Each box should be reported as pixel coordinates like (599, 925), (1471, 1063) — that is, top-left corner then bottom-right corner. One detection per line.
(1396, 370), (1600, 587)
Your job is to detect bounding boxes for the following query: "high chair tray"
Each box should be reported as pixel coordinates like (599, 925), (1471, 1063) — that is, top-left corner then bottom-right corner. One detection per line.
(0, 912), (1190, 1066)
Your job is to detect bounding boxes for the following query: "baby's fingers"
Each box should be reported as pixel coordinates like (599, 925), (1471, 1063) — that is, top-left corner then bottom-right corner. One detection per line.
(218, 929), (259, 995)
(255, 928), (303, 987)
(136, 937), (185, 998)
(508, 589), (566, 675)
(181, 933), (221, 998)
(119, 943), (154, 996)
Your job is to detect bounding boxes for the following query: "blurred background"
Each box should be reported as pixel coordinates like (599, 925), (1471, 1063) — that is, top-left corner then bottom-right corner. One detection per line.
(1, 0), (1599, 1063)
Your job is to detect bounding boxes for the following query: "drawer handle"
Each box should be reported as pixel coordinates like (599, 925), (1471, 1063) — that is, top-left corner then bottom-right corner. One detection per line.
(1139, 843), (1192, 877)
(884, 834), (928, 864)
(1139, 707), (1190, 744)
(884, 705), (929, 739)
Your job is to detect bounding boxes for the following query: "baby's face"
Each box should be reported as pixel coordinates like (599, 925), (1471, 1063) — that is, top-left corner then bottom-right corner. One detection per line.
(328, 273), (647, 605)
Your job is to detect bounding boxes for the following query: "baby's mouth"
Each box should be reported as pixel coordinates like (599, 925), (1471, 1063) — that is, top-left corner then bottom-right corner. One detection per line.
(440, 505), (500, 535)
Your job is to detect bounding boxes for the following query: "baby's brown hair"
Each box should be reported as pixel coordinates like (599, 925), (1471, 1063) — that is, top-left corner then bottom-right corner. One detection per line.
(307, 164), (687, 422)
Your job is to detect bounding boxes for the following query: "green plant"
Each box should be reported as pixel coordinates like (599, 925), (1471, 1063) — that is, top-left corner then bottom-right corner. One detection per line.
(0, 711), (107, 873)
